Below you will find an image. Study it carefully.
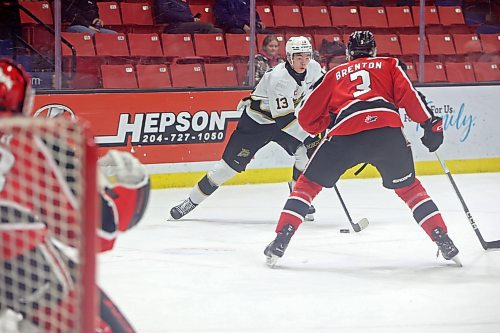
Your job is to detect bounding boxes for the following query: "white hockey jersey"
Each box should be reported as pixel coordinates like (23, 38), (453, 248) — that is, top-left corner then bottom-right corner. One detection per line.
(244, 59), (324, 141)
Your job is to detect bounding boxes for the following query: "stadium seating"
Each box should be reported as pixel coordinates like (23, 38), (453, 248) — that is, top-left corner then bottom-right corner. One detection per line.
(399, 34), (430, 56)
(301, 6), (332, 28)
(256, 5), (275, 28)
(233, 61), (249, 85)
(204, 63), (238, 87)
(386, 6), (414, 28)
(404, 62), (418, 82)
(411, 6), (440, 26)
(375, 34), (402, 56)
(136, 64), (172, 88)
(273, 5), (303, 27)
(193, 33), (227, 57)
(359, 6), (388, 28)
(19, 1), (53, 24)
(97, 2), (122, 26)
(226, 34), (255, 57)
(472, 62), (500, 82)
(170, 63), (206, 87)
(101, 64), (138, 88)
(427, 33), (456, 55)
(329, 6), (361, 28)
(128, 33), (163, 57)
(417, 62), (447, 82)
(120, 2), (154, 26)
(189, 4), (215, 24)
(445, 62), (476, 82)
(313, 34), (343, 52)
(94, 33), (130, 56)
(161, 34), (197, 58)
(479, 34), (500, 54)
(453, 34), (482, 55)
(437, 6), (465, 26)
(61, 32), (95, 57)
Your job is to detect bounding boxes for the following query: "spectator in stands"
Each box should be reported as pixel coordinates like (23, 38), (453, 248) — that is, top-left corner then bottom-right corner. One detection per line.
(153, 0), (222, 34)
(245, 35), (284, 85)
(62, 0), (116, 36)
(214, 0), (271, 34)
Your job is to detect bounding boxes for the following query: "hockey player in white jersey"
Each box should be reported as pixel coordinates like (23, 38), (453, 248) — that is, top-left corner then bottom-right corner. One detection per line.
(169, 36), (324, 221)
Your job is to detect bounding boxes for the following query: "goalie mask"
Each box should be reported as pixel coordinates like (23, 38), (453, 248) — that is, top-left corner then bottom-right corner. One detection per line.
(285, 36), (312, 66)
(346, 30), (377, 60)
(0, 59), (33, 116)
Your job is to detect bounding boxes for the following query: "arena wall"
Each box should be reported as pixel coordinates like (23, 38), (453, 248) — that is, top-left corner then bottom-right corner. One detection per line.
(34, 85), (500, 188)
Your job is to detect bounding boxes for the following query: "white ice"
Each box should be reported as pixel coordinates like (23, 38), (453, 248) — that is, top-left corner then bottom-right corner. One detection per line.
(99, 172), (500, 333)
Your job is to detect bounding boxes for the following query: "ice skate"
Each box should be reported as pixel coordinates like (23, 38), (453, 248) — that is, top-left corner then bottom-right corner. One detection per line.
(169, 198), (197, 220)
(305, 204), (315, 221)
(264, 224), (295, 268)
(432, 227), (461, 266)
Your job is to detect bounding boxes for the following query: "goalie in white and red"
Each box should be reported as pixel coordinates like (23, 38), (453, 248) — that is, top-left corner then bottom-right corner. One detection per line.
(0, 59), (151, 333)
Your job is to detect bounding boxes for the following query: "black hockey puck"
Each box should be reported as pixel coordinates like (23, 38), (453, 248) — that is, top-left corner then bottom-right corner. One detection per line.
(339, 229), (350, 233)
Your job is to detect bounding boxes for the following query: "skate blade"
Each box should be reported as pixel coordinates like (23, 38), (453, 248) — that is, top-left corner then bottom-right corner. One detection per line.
(451, 256), (463, 267)
(304, 214), (314, 222)
(266, 255), (279, 268)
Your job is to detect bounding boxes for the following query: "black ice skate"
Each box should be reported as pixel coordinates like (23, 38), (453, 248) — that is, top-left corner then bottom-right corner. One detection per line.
(169, 198), (197, 220)
(305, 205), (316, 221)
(432, 227), (461, 266)
(264, 224), (295, 268)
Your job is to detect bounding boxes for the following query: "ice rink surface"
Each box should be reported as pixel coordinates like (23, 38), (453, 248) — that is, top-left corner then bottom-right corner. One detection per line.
(99, 172), (500, 333)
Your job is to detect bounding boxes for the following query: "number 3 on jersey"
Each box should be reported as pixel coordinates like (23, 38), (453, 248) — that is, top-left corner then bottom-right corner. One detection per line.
(350, 69), (371, 98)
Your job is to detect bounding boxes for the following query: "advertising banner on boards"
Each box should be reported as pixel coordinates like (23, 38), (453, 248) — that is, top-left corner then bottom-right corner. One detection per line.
(33, 85), (500, 175)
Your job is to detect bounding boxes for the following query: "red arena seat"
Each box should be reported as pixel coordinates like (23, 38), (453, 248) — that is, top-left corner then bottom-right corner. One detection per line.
(161, 34), (197, 58)
(97, 2), (122, 26)
(480, 34), (500, 54)
(101, 64), (138, 88)
(256, 5), (275, 28)
(359, 6), (388, 28)
(428, 34), (456, 56)
(205, 63), (238, 87)
(453, 34), (482, 55)
(417, 62), (447, 82)
(120, 2), (153, 25)
(193, 33), (227, 57)
(189, 4), (215, 24)
(472, 62), (500, 82)
(94, 33), (129, 56)
(438, 6), (465, 26)
(128, 33), (163, 57)
(445, 62), (476, 83)
(170, 63), (206, 87)
(386, 6), (414, 28)
(19, 1), (53, 24)
(412, 6), (440, 26)
(136, 64), (172, 88)
(375, 34), (402, 56)
(301, 6), (332, 28)
(272, 5), (303, 27)
(61, 32), (95, 56)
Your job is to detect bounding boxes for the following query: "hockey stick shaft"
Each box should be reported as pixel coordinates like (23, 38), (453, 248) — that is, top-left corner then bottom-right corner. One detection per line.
(333, 184), (368, 232)
(435, 153), (500, 249)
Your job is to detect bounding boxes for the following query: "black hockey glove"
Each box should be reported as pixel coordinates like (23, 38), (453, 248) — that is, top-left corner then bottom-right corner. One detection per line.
(420, 116), (443, 152)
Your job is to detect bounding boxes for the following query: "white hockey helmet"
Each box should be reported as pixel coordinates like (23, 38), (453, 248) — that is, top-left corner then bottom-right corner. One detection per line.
(285, 36), (312, 64)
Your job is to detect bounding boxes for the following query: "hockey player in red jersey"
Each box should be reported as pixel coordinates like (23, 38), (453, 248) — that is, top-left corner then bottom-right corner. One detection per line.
(0, 59), (150, 332)
(264, 31), (460, 267)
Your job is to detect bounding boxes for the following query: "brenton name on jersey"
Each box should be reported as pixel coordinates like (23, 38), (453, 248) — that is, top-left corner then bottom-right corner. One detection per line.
(336, 61), (383, 80)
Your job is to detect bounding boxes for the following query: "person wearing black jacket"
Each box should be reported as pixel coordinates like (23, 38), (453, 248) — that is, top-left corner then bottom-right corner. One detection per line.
(62, 0), (116, 35)
(154, 0), (222, 34)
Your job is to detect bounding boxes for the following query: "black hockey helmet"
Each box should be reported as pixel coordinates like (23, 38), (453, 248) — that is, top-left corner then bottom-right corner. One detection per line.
(346, 31), (377, 60)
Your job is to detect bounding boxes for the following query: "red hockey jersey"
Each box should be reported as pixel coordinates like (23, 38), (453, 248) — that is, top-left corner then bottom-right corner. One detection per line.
(297, 57), (432, 137)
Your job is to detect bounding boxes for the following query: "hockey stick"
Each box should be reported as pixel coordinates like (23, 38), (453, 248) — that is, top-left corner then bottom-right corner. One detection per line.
(333, 184), (369, 232)
(435, 152), (500, 250)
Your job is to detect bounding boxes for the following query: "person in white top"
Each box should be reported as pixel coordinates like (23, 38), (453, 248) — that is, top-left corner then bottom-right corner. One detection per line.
(169, 36), (324, 221)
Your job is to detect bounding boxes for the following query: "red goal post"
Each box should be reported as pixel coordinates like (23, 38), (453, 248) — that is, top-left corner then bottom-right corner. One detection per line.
(0, 117), (98, 333)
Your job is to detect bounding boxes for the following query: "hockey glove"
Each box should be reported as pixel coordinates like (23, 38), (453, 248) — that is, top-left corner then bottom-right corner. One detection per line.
(420, 116), (443, 152)
(98, 150), (151, 231)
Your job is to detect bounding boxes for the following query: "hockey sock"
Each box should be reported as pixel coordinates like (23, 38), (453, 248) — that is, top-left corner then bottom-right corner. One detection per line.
(394, 178), (447, 238)
(189, 160), (237, 205)
(276, 175), (322, 232)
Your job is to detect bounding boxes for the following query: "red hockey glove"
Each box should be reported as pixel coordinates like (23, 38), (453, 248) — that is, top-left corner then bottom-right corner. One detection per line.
(420, 116), (443, 152)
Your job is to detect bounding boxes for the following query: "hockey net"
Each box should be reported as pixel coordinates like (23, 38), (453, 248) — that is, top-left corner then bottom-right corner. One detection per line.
(0, 117), (97, 333)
